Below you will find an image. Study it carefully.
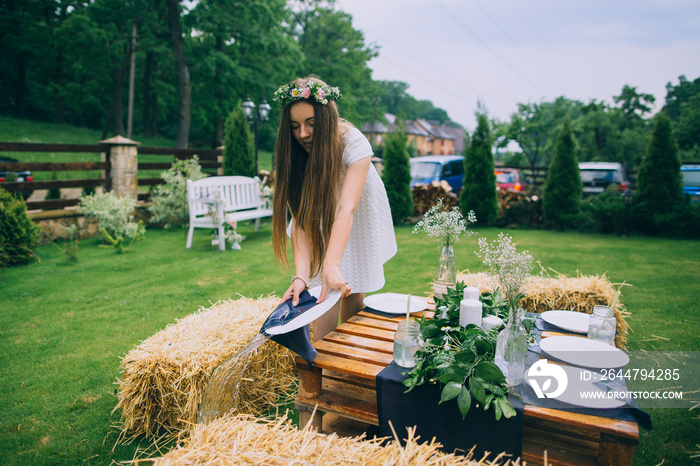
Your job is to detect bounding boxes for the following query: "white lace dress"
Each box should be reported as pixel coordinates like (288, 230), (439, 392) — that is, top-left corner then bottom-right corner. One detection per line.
(290, 126), (397, 293)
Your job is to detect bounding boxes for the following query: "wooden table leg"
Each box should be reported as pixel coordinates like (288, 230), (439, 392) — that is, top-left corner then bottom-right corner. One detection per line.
(598, 432), (635, 465)
(297, 363), (323, 431)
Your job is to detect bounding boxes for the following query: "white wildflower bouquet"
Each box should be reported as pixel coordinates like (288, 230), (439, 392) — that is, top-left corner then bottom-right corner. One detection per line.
(475, 233), (534, 309)
(413, 198), (477, 246)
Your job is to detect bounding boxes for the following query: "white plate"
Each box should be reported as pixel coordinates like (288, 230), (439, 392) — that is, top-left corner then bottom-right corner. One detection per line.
(363, 293), (428, 315)
(264, 286), (341, 336)
(540, 310), (590, 334)
(539, 335), (630, 369)
(525, 364), (626, 409)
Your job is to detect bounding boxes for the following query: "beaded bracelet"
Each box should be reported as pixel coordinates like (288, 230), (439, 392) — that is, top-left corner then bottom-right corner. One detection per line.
(291, 275), (309, 290)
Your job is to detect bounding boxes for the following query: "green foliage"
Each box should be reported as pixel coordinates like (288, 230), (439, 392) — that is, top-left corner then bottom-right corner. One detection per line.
(402, 282), (514, 421)
(78, 191), (144, 246)
(634, 112), (683, 231)
(580, 188), (627, 234)
(676, 94), (700, 151)
(460, 113), (497, 224)
(63, 224), (80, 262)
(0, 187), (41, 267)
(99, 222), (145, 254)
(382, 125), (413, 223)
(543, 119), (582, 229)
(147, 157), (208, 228)
(223, 103), (255, 177)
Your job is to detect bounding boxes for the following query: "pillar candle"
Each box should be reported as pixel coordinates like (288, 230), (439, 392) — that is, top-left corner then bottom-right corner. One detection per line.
(459, 298), (482, 327)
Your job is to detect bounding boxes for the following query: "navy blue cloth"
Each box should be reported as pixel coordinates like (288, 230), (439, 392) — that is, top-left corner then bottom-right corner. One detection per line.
(376, 361), (524, 460)
(261, 290), (319, 367)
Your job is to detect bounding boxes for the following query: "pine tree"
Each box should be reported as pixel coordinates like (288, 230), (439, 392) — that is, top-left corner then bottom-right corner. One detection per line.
(635, 112), (682, 219)
(381, 125), (413, 224)
(543, 118), (581, 229)
(223, 103), (255, 177)
(460, 113), (497, 224)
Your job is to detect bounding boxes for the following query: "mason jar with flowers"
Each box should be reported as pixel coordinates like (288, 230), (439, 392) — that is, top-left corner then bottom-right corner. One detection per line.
(413, 198), (477, 298)
(476, 233), (534, 386)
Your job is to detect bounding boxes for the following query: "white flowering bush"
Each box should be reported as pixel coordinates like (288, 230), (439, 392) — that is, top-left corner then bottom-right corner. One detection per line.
(78, 191), (141, 241)
(148, 157), (207, 228)
(475, 233), (534, 309)
(413, 198), (477, 246)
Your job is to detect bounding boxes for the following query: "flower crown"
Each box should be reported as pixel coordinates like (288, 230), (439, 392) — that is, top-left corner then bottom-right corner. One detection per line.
(273, 81), (342, 106)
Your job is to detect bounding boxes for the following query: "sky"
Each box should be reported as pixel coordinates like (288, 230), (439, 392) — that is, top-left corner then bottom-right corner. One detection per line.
(333, 0), (700, 131)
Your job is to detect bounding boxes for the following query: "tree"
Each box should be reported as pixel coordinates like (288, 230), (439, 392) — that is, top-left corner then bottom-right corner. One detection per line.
(381, 124), (413, 223)
(291, 4), (378, 124)
(676, 94), (700, 151)
(663, 75), (700, 122)
(504, 97), (582, 170)
(634, 112), (683, 222)
(542, 118), (581, 229)
(460, 113), (497, 224)
(223, 103), (255, 177)
(167, 0), (191, 148)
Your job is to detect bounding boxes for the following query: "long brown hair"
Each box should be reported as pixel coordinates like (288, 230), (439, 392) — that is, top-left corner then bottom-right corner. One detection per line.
(272, 76), (344, 278)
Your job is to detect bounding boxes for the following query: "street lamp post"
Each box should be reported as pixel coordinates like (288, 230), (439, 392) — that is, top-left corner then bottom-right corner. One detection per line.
(242, 97), (271, 174)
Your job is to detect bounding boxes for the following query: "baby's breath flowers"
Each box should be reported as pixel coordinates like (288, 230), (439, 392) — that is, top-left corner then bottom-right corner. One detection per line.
(476, 233), (534, 310)
(413, 198), (477, 246)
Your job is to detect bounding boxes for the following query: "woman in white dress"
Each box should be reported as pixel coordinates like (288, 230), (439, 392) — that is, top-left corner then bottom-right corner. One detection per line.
(271, 76), (397, 339)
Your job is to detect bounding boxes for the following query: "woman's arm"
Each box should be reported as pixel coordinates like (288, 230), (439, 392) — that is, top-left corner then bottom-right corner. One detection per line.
(282, 219), (312, 306)
(318, 156), (371, 302)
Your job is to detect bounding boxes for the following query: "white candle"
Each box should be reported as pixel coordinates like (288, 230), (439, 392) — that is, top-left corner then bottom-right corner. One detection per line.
(482, 315), (504, 331)
(463, 286), (480, 300)
(460, 298), (482, 327)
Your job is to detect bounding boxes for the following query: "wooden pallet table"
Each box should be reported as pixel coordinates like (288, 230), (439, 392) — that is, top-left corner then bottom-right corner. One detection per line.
(295, 310), (639, 466)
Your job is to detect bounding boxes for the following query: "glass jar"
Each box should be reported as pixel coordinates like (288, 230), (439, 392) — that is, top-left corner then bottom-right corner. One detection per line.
(434, 243), (456, 298)
(494, 307), (528, 386)
(393, 320), (423, 368)
(587, 305), (616, 346)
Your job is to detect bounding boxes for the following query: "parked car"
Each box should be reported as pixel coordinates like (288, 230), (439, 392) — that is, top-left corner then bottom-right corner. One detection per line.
(578, 162), (630, 197)
(410, 155), (464, 193)
(681, 164), (700, 203)
(0, 156), (34, 200)
(495, 168), (528, 193)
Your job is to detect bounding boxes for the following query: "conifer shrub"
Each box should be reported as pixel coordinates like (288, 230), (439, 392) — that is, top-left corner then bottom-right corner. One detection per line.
(381, 125), (413, 223)
(223, 103), (255, 177)
(460, 113), (497, 224)
(633, 112), (684, 234)
(542, 118), (582, 229)
(0, 187), (41, 267)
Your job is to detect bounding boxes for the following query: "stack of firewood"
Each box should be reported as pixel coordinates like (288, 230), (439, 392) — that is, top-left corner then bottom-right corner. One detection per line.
(412, 181), (459, 216)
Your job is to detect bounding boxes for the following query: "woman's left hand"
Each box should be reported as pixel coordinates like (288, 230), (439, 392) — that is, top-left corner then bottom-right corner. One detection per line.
(318, 263), (351, 302)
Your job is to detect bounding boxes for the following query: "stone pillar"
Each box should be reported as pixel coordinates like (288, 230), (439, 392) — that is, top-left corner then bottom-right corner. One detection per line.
(100, 136), (140, 200)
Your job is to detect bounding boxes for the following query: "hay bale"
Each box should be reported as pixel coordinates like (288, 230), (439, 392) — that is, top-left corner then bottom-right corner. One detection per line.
(152, 412), (519, 465)
(457, 272), (630, 349)
(113, 296), (297, 442)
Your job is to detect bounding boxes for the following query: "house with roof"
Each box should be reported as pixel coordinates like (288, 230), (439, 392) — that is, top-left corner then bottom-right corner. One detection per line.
(361, 114), (464, 156)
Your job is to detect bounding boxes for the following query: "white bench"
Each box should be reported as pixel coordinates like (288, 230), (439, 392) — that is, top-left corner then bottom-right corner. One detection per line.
(186, 176), (273, 250)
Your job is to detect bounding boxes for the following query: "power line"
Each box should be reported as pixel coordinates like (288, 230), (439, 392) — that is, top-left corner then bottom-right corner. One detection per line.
(469, 0), (565, 93)
(431, 0), (546, 96)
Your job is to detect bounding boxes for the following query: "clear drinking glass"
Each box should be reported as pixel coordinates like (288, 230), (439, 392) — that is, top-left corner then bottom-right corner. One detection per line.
(393, 320), (423, 368)
(587, 305), (616, 346)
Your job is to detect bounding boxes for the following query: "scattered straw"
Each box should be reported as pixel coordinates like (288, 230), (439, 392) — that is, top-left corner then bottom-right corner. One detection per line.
(150, 412), (520, 465)
(457, 271), (631, 349)
(113, 296), (297, 443)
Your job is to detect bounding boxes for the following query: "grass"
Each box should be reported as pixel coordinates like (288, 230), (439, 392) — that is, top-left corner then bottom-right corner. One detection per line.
(1, 224), (699, 465)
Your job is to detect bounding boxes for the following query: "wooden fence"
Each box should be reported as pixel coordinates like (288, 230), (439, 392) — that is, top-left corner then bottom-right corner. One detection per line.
(0, 140), (222, 217)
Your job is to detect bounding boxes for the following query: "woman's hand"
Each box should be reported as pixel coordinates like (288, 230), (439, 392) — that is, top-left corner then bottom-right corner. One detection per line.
(318, 263), (351, 303)
(282, 277), (308, 306)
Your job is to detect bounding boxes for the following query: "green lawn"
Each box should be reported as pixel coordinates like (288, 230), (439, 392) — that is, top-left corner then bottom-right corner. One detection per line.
(1, 224), (698, 465)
